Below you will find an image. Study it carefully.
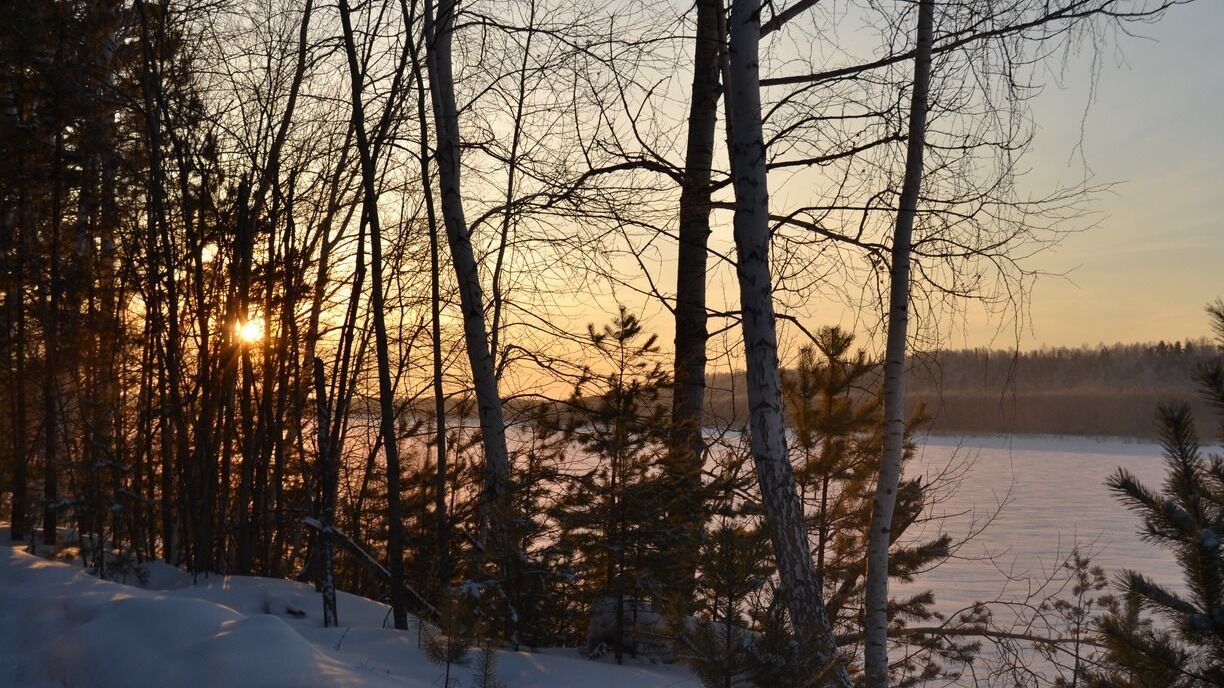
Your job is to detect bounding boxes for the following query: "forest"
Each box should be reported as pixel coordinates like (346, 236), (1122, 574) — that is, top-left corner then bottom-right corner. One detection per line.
(703, 341), (1223, 438)
(1, 0), (1219, 686)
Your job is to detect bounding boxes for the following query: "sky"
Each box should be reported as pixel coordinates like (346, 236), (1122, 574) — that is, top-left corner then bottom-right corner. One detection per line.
(459, 0), (1223, 376)
(972, 0), (1224, 348)
(614, 0), (1224, 360)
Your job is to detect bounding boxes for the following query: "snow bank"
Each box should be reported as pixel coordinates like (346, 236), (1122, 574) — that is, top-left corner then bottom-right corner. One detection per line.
(0, 547), (405, 688)
(0, 546), (698, 688)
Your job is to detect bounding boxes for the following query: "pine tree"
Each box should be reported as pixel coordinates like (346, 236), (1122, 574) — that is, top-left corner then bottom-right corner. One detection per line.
(742, 590), (836, 688)
(456, 404), (579, 649)
(1046, 549), (1110, 687)
(683, 440), (772, 688)
(1095, 300), (1224, 686)
(685, 524), (768, 688)
(423, 592), (476, 688)
(423, 586), (507, 688)
(1091, 591), (1187, 688)
(782, 328), (881, 582)
(551, 307), (675, 662)
(782, 329), (949, 631)
(469, 631), (507, 688)
(504, 417), (576, 647)
(690, 327), (961, 685)
(780, 327), (958, 681)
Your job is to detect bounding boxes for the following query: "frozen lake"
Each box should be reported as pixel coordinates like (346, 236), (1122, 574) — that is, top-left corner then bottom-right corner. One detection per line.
(374, 422), (1186, 600)
(901, 435), (1180, 615)
(874, 434), (1189, 685)
(383, 423), (1186, 612)
(882, 434), (1199, 683)
(372, 422), (1188, 680)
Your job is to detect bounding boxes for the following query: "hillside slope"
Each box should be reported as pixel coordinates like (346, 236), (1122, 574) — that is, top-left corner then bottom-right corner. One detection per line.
(0, 545), (698, 688)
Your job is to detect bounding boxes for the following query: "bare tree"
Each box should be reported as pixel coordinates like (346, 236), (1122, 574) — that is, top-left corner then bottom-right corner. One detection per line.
(666, 0), (725, 605)
(338, 0), (411, 630)
(401, 0), (451, 592)
(313, 357), (339, 627)
(724, 0), (850, 683)
(422, 0), (515, 581)
(864, 2), (935, 685)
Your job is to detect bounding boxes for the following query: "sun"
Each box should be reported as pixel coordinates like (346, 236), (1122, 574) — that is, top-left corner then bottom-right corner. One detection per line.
(236, 318), (264, 344)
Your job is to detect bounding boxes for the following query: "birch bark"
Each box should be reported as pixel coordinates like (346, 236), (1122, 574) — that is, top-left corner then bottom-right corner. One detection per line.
(423, 0), (515, 579)
(725, 2), (849, 683)
(863, 2), (935, 685)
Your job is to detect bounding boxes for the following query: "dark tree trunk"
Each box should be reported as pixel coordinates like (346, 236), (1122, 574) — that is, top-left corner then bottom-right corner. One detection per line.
(666, 0), (724, 605)
(313, 358), (339, 628)
(337, 0), (410, 630)
(7, 203), (28, 542)
(134, 0), (192, 569)
(42, 129), (64, 548)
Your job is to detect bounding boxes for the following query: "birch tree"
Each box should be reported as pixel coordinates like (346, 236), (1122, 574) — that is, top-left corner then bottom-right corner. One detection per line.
(422, 0), (515, 579)
(863, 2), (935, 684)
(725, 1), (849, 683)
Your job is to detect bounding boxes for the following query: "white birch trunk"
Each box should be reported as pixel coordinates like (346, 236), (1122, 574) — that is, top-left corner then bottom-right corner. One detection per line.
(725, 2), (849, 684)
(863, 1), (935, 685)
(424, 0), (515, 574)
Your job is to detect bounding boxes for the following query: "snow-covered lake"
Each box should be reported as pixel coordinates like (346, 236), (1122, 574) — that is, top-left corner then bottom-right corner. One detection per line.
(901, 434), (1181, 617)
(366, 421), (1187, 614)
(393, 424), (1187, 614)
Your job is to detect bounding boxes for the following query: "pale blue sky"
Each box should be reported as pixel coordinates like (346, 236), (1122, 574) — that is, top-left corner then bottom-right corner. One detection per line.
(993, 0), (1224, 347)
(581, 1), (1223, 356)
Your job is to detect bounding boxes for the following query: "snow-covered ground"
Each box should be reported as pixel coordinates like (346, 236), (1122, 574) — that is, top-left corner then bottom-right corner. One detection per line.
(0, 545), (698, 688)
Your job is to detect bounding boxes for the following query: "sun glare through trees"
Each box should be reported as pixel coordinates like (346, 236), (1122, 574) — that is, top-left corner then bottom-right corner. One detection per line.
(236, 319), (264, 344)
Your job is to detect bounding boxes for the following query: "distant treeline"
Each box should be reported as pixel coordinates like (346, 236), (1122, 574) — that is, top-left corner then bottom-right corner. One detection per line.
(706, 340), (1223, 440)
(364, 340), (1222, 440)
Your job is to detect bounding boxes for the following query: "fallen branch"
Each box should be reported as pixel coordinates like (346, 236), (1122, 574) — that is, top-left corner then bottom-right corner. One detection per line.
(302, 517), (440, 619)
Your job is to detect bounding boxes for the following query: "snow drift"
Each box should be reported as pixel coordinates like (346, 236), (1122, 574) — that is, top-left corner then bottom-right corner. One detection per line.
(0, 545), (697, 688)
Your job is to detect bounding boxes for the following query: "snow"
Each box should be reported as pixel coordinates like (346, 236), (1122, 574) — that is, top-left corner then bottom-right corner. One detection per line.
(901, 434), (1182, 613)
(0, 546), (698, 688)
